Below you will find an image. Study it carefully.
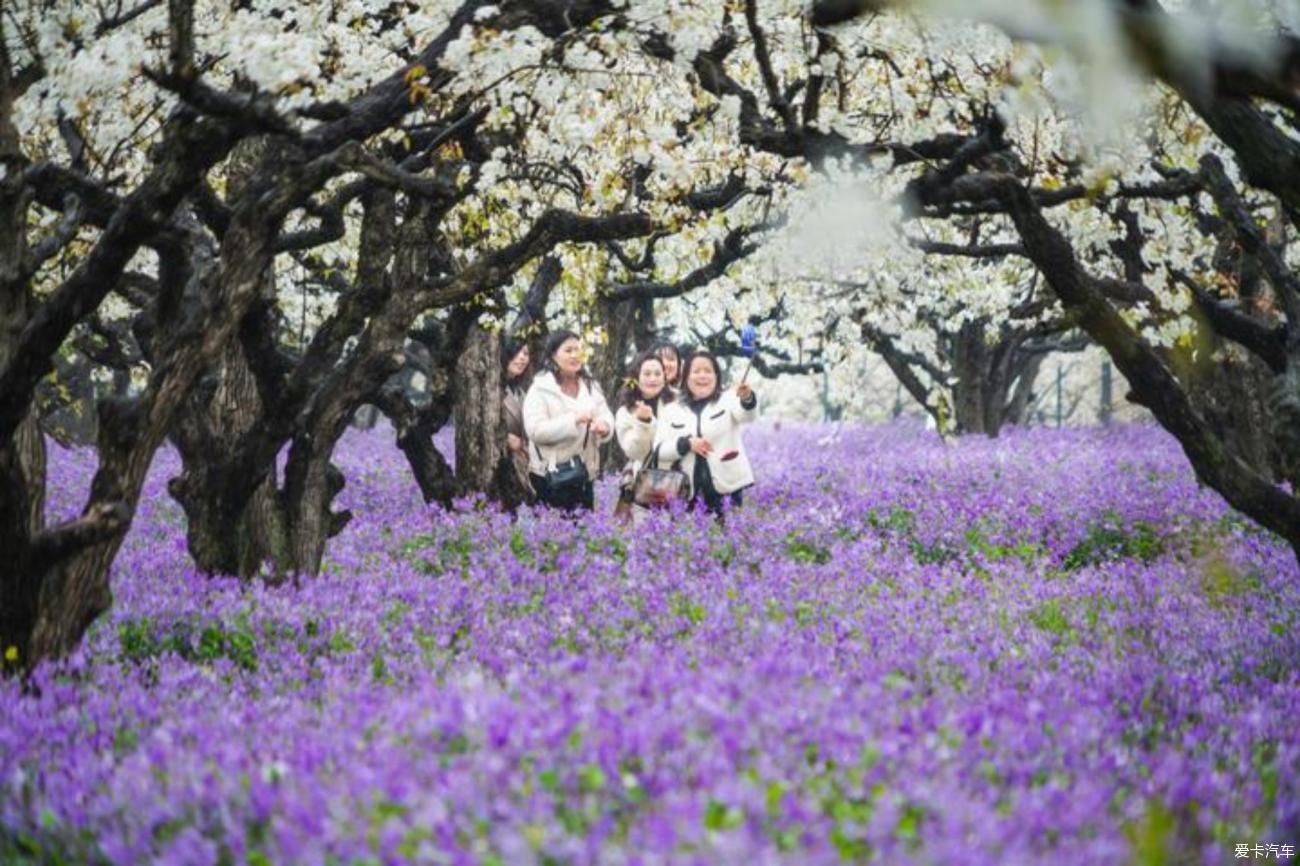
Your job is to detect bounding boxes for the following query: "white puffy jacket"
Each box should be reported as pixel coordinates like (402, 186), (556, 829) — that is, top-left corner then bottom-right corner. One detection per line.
(522, 372), (614, 477)
(615, 404), (657, 469)
(653, 390), (757, 496)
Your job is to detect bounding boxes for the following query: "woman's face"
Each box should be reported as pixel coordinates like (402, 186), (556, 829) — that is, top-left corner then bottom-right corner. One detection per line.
(552, 338), (583, 377)
(637, 358), (665, 399)
(506, 344), (530, 379)
(658, 349), (679, 384)
(686, 357), (717, 400)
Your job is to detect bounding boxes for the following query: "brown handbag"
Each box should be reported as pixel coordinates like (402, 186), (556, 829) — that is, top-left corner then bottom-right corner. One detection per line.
(631, 450), (689, 508)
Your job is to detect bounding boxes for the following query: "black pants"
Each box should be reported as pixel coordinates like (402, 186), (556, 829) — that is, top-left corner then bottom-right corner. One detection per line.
(692, 459), (743, 516)
(531, 473), (595, 512)
(696, 485), (743, 517)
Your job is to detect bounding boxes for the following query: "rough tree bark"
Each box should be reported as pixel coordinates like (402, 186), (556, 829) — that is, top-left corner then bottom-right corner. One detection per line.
(1005, 352), (1045, 427)
(1179, 209), (1291, 485)
(590, 294), (655, 471)
(377, 385), (458, 506)
(281, 440), (351, 578)
(948, 320), (1051, 436)
(373, 199), (462, 508)
(0, 47), (47, 671)
(1184, 345), (1280, 483)
(23, 186), (272, 669)
(167, 141), (285, 577)
(168, 336), (286, 577)
(454, 324), (504, 493)
(0, 60), (242, 672)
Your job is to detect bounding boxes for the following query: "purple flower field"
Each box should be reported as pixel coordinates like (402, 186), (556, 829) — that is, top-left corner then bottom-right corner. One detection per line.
(2, 423), (1297, 865)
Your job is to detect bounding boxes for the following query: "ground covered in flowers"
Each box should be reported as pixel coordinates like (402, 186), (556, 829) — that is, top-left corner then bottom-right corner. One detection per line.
(2, 423), (1298, 865)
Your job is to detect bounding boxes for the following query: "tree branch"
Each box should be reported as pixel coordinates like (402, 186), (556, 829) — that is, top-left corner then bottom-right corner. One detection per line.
(21, 193), (85, 278)
(603, 225), (761, 301)
(1198, 152), (1300, 328)
(856, 315), (944, 413)
(28, 502), (132, 571)
(744, 0), (796, 131)
(0, 116), (243, 442)
(906, 237), (1024, 258)
(924, 169), (1300, 542)
(96, 0), (165, 35)
(1174, 269), (1287, 372)
(167, 0), (195, 80)
(426, 208), (656, 306)
(143, 67), (296, 135)
(513, 254), (562, 333)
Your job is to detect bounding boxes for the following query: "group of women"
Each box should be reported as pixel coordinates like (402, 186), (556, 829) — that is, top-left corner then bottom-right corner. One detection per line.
(500, 330), (758, 518)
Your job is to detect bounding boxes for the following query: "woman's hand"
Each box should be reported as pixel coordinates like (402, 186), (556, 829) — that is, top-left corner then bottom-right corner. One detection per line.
(689, 437), (713, 457)
(574, 410), (593, 426)
(591, 419), (611, 437)
(506, 433), (523, 453)
(634, 400), (653, 422)
(735, 382), (754, 402)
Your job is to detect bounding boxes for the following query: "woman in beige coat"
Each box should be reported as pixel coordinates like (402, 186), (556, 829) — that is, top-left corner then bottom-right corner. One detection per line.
(523, 330), (613, 511)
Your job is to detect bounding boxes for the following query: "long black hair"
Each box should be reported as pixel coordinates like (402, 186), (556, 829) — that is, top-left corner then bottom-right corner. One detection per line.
(542, 329), (593, 384)
(501, 333), (533, 393)
(678, 349), (724, 405)
(620, 350), (672, 410)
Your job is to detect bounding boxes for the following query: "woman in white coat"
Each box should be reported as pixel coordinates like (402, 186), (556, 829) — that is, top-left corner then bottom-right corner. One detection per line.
(523, 330), (614, 511)
(654, 349), (757, 515)
(613, 351), (672, 517)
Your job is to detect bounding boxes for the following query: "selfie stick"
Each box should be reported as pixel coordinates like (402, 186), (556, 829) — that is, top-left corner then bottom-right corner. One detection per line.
(739, 323), (757, 384)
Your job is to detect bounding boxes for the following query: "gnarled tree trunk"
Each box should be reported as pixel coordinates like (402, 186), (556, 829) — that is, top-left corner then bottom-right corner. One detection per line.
(164, 141), (286, 578)
(454, 324), (503, 492)
(590, 294), (654, 471)
(168, 337), (284, 577)
(1004, 352), (1045, 427)
(1185, 342), (1284, 485)
(281, 445), (349, 578)
(949, 321), (995, 435)
(948, 319), (1050, 436)
(378, 385), (458, 506)
(0, 55), (48, 671)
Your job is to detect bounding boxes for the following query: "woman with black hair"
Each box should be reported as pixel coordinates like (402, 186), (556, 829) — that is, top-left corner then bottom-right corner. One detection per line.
(652, 341), (683, 390)
(500, 335), (534, 503)
(614, 351), (672, 519)
(523, 330), (613, 511)
(653, 349), (757, 515)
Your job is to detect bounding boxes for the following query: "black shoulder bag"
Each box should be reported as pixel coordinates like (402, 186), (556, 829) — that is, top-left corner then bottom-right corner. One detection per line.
(537, 426), (590, 509)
